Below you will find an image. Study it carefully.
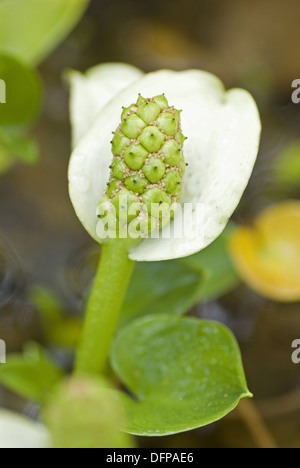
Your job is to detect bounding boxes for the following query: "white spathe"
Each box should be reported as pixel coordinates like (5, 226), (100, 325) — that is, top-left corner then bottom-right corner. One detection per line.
(68, 63), (143, 147)
(0, 410), (50, 448)
(69, 65), (261, 262)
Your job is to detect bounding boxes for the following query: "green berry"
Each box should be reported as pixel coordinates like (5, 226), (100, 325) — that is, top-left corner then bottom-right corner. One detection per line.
(121, 114), (146, 139)
(143, 157), (166, 183)
(121, 104), (137, 120)
(153, 94), (169, 109)
(173, 108), (182, 123)
(161, 140), (182, 166)
(139, 126), (165, 153)
(163, 170), (182, 195)
(142, 187), (171, 217)
(176, 132), (187, 146)
(136, 94), (146, 106)
(112, 188), (140, 222)
(136, 101), (161, 125)
(111, 133), (130, 156)
(157, 112), (178, 136)
(125, 174), (148, 194)
(98, 93), (187, 239)
(106, 179), (119, 198)
(178, 155), (187, 175)
(124, 143), (148, 170)
(111, 159), (126, 179)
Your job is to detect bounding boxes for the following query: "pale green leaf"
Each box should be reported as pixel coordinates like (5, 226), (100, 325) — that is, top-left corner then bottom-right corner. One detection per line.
(0, 343), (64, 403)
(111, 316), (251, 436)
(0, 0), (89, 65)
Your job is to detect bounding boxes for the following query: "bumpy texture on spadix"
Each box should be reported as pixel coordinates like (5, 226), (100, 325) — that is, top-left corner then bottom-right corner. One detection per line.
(97, 94), (186, 240)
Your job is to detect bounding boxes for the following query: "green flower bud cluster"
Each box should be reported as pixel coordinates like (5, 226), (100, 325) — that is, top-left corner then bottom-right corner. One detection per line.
(97, 94), (187, 239)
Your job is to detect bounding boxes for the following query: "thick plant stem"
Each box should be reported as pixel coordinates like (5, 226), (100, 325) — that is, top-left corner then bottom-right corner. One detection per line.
(75, 240), (135, 375)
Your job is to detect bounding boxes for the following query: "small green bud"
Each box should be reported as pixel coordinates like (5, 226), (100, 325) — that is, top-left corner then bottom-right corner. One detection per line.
(43, 377), (133, 449)
(157, 112), (178, 136)
(139, 126), (165, 153)
(136, 101), (161, 124)
(142, 157), (166, 183)
(121, 104), (137, 120)
(142, 187), (171, 217)
(106, 178), (119, 198)
(125, 174), (148, 194)
(124, 143), (148, 170)
(173, 108), (182, 123)
(163, 170), (182, 195)
(111, 132), (130, 156)
(136, 94), (146, 106)
(176, 132), (187, 146)
(111, 159), (127, 179)
(161, 140), (182, 166)
(112, 188), (140, 222)
(153, 94), (169, 109)
(98, 94), (187, 241)
(121, 114), (146, 139)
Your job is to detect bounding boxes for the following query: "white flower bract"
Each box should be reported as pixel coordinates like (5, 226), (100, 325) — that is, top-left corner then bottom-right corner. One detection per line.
(0, 410), (50, 448)
(69, 64), (261, 262)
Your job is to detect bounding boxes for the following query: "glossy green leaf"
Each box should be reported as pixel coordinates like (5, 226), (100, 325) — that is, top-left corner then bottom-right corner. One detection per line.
(119, 261), (202, 328)
(119, 225), (239, 327)
(0, 343), (64, 403)
(0, 0), (89, 65)
(111, 316), (251, 436)
(0, 54), (42, 126)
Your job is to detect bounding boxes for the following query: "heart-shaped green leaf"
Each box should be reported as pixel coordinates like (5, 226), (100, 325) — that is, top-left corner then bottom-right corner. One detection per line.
(111, 316), (251, 436)
(0, 0), (89, 65)
(0, 54), (42, 126)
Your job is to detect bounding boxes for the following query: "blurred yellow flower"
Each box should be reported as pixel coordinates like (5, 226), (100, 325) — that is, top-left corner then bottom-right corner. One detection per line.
(229, 201), (300, 302)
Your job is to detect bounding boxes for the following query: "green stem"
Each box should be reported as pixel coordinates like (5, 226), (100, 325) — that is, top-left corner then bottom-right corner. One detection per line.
(75, 240), (135, 375)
